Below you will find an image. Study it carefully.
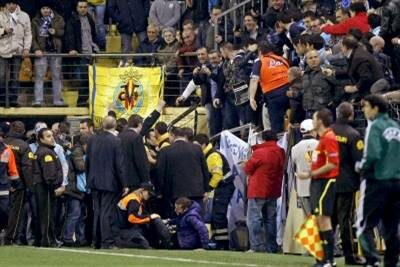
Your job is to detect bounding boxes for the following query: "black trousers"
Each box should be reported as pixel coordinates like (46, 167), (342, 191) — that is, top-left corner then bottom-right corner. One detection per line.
(92, 190), (119, 248)
(5, 189), (25, 243)
(0, 195), (9, 230)
(34, 183), (56, 247)
(357, 179), (400, 267)
(332, 191), (356, 260)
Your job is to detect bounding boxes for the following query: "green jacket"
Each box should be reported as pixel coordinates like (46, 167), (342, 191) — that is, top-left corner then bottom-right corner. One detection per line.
(359, 113), (400, 180)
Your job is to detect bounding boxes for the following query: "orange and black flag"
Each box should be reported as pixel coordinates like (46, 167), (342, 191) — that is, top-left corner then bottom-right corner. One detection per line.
(294, 215), (325, 261)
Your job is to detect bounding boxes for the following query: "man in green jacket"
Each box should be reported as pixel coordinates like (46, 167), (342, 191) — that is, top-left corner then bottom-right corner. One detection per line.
(355, 94), (400, 267)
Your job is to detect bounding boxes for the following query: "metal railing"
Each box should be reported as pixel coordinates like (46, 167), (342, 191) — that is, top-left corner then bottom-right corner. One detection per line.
(0, 52), (200, 108)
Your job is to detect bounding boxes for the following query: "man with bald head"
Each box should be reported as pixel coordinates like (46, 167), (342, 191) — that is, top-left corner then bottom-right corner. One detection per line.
(86, 116), (128, 249)
(302, 50), (343, 118)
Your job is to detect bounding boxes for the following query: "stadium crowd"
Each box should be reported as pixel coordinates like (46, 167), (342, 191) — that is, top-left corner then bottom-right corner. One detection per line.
(0, 0), (399, 267)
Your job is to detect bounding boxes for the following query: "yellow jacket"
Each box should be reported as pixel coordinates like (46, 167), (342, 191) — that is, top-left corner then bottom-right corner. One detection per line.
(157, 133), (170, 149)
(203, 143), (224, 189)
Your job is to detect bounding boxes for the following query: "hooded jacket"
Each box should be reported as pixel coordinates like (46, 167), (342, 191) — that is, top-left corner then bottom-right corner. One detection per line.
(108, 0), (150, 35)
(174, 201), (209, 249)
(0, 5), (32, 58)
(31, 10), (65, 52)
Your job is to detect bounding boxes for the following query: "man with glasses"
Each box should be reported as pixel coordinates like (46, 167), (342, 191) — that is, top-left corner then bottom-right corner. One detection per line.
(65, 0), (99, 107)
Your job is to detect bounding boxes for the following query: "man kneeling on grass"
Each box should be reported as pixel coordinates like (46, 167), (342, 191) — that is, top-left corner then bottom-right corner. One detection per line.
(116, 183), (172, 249)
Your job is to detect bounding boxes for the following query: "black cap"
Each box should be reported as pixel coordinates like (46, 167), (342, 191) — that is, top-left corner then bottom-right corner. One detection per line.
(140, 182), (156, 197)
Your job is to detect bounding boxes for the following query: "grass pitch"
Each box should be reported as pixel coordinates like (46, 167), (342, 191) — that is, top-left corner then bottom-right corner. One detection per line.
(0, 246), (354, 267)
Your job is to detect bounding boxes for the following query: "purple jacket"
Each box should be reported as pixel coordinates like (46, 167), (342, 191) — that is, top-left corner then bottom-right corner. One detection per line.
(174, 201), (209, 249)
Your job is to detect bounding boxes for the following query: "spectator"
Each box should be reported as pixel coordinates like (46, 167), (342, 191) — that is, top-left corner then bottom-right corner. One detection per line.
(107, 0), (150, 51)
(158, 27), (179, 73)
(0, 0), (31, 107)
(311, 18), (331, 45)
(32, 128), (64, 247)
(355, 94), (400, 267)
(156, 127), (209, 217)
(236, 13), (269, 46)
(321, 2), (370, 36)
(262, 0), (297, 29)
(276, 11), (305, 41)
(2, 121), (29, 246)
(286, 66), (305, 124)
(335, 7), (350, 24)
(119, 114), (150, 190)
(79, 118), (94, 136)
(302, 11), (317, 35)
(149, 0), (181, 30)
(87, 0), (106, 50)
(340, 37), (387, 98)
(31, 1), (66, 107)
(65, 0), (99, 107)
(182, 127), (194, 142)
(302, 50), (343, 118)
(177, 29), (198, 88)
(368, 13), (381, 36)
(181, 0), (209, 26)
(86, 116), (129, 249)
(217, 43), (253, 129)
(197, 5), (233, 50)
(369, 36), (395, 86)
(135, 24), (163, 66)
(62, 134), (89, 247)
(249, 41), (289, 133)
(173, 197), (210, 249)
(116, 183), (171, 249)
(331, 102), (365, 265)
(244, 130), (285, 253)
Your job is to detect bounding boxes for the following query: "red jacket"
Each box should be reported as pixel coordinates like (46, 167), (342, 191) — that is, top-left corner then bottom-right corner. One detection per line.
(244, 141), (285, 199)
(321, 12), (370, 36)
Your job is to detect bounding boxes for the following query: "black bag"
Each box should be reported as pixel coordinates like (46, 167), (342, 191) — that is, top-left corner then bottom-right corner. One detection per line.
(232, 81), (249, 106)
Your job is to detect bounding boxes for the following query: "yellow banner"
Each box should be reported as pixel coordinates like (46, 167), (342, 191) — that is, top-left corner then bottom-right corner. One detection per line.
(89, 65), (164, 126)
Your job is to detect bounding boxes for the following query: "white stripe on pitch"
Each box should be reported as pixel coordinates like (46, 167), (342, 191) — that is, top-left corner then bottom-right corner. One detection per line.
(36, 247), (264, 267)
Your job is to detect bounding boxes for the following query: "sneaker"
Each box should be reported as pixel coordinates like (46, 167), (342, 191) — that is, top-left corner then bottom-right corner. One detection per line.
(32, 101), (43, 107)
(246, 249), (255, 253)
(53, 101), (67, 107)
(345, 256), (366, 265)
(365, 262), (380, 267)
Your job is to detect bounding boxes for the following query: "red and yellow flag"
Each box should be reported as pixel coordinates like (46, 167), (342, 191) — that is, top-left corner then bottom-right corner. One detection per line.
(294, 215), (325, 261)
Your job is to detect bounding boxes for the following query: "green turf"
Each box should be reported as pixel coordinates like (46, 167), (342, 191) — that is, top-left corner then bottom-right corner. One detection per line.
(0, 246), (354, 267)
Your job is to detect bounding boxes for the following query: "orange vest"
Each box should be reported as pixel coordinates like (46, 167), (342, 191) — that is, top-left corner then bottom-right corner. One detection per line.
(118, 192), (150, 224)
(259, 53), (289, 94)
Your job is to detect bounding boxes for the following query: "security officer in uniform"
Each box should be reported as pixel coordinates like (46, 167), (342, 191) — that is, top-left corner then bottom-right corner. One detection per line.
(32, 128), (64, 247)
(3, 121), (35, 245)
(193, 133), (235, 249)
(331, 102), (365, 265)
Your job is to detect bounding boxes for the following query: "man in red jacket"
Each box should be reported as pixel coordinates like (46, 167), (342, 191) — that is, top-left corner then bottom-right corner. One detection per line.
(321, 2), (370, 36)
(243, 130), (285, 253)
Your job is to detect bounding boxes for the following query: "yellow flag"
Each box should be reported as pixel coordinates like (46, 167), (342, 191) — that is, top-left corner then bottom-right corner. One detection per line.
(294, 214), (325, 261)
(89, 65), (164, 126)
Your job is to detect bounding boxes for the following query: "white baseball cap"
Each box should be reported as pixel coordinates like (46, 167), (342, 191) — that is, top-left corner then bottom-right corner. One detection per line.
(300, 119), (314, 133)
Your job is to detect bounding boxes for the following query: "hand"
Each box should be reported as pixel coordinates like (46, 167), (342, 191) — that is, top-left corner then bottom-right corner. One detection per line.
(193, 67), (201, 75)
(213, 98), (221, 108)
(69, 50), (78, 56)
(178, 69), (184, 78)
(157, 99), (166, 113)
(202, 66), (211, 76)
(22, 49), (29, 58)
(35, 50), (43, 57)
(150, 213), (161, 220)
(322, 68), (334, 76)
(250, 98), (257, 111)
(48, 28), (56, 35)
(215, 35), (223, 44)
(4, 27), (13, 34)
(392, 37), (400, 45)
(122, 187), (130, 196)
(286, 90), (294, 98)
(234, 31), (241, 38)
(344, 85), (358, 93)
(176, 96), (186, 106)
(54, 186), (65, 197)
(296, 171), (311, 180)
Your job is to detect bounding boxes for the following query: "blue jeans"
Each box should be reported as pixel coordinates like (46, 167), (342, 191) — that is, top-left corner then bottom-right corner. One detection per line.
(63, 197), (87, 244)
(222, 96), (252, 130)
(264, 86), (289, 133)
(89, 4), (106, 49)
(246, 198), (278, 253)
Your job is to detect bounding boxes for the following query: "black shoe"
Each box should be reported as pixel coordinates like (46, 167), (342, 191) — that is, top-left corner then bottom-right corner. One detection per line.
(345, 256), (366, 265)
(101, 245), (119, 250)
(62, 241), (77, 247)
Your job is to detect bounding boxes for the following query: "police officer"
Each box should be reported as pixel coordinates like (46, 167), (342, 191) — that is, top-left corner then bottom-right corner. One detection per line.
(193, 134), (235, 249)
(3, 121), (35, 245)
(32, 128), (64, 247)
(331, 102), (365, 265)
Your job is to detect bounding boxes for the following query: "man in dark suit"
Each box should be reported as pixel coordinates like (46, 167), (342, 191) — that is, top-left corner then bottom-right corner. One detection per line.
(86, 116), (128, 249)
(119, 114), (150, 190)
(156, 127), (209, 217)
